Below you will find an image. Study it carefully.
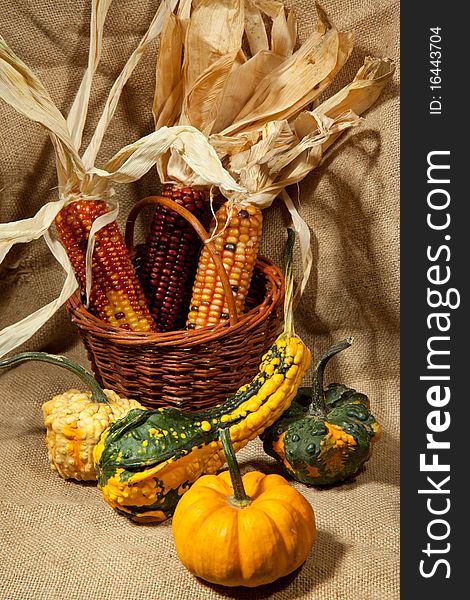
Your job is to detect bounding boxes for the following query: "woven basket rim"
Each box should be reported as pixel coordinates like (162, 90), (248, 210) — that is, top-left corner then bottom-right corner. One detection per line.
(66, 255), (284, 348)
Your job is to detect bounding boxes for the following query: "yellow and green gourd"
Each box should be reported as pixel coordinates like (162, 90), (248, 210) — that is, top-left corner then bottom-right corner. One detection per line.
(262, 338), (381, 485)
(94, 334), (310, 522)
(0, 352), (143, 480)
(93, 229), (311, 522)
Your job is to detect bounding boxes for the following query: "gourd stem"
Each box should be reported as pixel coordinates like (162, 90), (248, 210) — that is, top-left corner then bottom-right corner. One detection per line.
(220, 428), (252, 508)
(310, 337), (353, 416)
(282, 228), (295, 337)
(0, 352), (108, 404)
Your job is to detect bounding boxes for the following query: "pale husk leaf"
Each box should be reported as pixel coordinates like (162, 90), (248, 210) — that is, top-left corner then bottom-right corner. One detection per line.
(176, 0), (194, 36)
(182, 0), (244, 92)
(0, 199), (67, 263)
(181, 50), (239, 134)
(84, 203), (119, 305)
(271, 5), (297, 57)
(153, 9), (183, 128)
(220, 111), (360, 208)
(0, 231), (78, 358)
(282, 190), (312, 296)
(180, 0), (244, 129)
(229, 30), (354, 135)
(270, 111), (358, 187)
(0, 38), (83, 188)
(93, 126), (244, 193)
(267, 111), (358, 176)
(66, 0), (113, 150)
(222, 30), (352, 135)
(212, 50), (285, 133)
(220, 7), (340, 135)
(155, 80), (184, 129)
(244, 1), (269, 55)
(82, 0), (178, 169)
(252, 0), (285, 19)
(208, 130), (261, 158)
(313, 56), (396, 150)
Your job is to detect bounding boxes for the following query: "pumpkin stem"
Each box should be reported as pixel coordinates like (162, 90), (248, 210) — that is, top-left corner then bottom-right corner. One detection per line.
(220, 428), (252, 508)
(0, 352), (109, 404)
(310, 337), (353, 416)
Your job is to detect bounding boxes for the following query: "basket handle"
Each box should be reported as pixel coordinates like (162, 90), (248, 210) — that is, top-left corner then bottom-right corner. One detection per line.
(125, 195), (238, 327)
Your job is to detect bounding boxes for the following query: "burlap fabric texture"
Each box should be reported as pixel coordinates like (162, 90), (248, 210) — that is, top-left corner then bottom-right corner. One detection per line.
(0, 1), (399, 598)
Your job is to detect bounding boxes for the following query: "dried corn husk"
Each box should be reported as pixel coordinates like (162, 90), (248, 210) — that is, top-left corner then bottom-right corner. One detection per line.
(0, 0), (244, 357)
(150, 0), (395, 292)
(0, 0), (395, 354)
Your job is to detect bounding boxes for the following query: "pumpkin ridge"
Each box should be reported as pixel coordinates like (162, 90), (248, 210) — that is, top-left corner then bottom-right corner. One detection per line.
(254, 497), (304, 574)
(192, 473), (231, 494)
(172, 416), (317, 587)
(236, 505), (282, 584)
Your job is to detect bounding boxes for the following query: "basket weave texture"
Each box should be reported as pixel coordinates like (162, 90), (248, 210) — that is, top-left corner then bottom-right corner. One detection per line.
(66, 195), (284, 410)
(66, 180), (286, 409)
(66, 258), (283, 410)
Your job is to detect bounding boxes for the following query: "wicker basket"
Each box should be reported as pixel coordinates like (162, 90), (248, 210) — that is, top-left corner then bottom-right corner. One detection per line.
(66, 196), (284, 411)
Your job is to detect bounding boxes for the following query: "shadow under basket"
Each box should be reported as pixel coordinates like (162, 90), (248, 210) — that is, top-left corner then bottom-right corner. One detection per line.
(66, 256), (284, 411)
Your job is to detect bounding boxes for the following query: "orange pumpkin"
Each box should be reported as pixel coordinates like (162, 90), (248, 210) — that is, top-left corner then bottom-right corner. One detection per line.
(172, 429), (316, 587)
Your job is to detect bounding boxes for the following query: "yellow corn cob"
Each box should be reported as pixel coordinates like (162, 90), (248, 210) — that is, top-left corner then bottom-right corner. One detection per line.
(187, 203), (262, 329)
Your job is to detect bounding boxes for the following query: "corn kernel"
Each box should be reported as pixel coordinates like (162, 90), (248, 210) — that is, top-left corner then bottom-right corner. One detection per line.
(186, 203), (262, 329)
(55, 199), (155, 332)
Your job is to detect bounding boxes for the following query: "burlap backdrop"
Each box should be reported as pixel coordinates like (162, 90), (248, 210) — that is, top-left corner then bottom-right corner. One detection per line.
(0, 1), (399, 598)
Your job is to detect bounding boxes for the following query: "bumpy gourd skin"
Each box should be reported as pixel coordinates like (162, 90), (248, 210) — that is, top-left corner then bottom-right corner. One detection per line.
(93, 335), (311, 522)
(43, 389), (143, 481)
(0, 351), (144, 482)
(262, 383), (381, 486)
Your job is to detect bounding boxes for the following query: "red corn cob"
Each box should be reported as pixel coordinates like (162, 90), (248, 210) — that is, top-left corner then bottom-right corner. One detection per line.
(55, 200), (156, 333)
(137, 185), (206, 331)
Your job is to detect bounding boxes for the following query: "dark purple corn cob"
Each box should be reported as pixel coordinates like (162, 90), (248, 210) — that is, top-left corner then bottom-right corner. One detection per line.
(138, 185), (206, 331)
